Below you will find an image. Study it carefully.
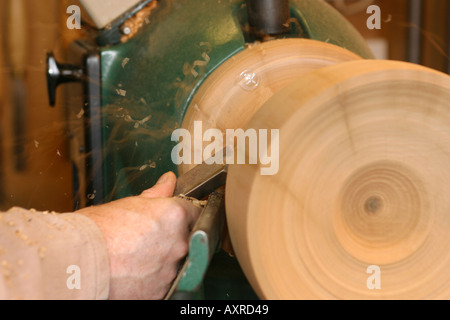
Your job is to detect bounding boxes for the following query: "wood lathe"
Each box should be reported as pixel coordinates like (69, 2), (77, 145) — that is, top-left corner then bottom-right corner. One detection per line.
(46, 0), (450, 299)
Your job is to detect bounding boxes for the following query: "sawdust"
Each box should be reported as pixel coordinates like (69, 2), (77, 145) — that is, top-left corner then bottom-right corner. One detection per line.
(1, 260), (13, 279)
(14, 229), (28, 242)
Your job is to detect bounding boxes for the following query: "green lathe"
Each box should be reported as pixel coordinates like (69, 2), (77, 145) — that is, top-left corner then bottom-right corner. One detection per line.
(47, 0), (373, 299)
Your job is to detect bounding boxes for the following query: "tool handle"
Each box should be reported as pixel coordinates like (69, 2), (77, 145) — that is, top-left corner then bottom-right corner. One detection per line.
(46, 52), (84, 106)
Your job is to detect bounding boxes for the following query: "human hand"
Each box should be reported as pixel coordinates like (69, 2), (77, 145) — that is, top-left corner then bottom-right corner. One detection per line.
(77, 172), (200, 300)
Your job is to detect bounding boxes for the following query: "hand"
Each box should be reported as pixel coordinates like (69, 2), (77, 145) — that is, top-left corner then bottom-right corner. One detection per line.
(77, 172), (201, 300)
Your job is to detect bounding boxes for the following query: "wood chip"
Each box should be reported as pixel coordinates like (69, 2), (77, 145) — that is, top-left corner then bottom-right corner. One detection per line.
(176, 194), (208, 208)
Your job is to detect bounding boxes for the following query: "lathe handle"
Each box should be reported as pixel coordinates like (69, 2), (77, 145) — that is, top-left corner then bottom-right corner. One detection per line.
(46, 52), (84, 106)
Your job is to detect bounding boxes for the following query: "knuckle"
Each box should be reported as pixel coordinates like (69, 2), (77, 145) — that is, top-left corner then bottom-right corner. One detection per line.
(166, 203), (189, 223)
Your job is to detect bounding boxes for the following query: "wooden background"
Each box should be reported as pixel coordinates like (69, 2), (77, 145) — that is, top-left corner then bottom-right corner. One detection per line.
(0, 0), (82, 213)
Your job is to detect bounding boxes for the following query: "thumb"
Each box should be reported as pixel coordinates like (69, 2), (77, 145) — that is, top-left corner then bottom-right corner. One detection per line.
(140, 172), (177, 199)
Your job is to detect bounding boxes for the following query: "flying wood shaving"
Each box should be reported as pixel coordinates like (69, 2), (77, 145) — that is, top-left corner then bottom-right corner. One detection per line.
(124, 114), (152, 128)
(122, 57), (130, 68)
(134, 115), (152, 128)
(139, 161), (156, 171)
(76, 108), (84, 119)
(116, 89), (127, 96)
(193, 52), (210, 68)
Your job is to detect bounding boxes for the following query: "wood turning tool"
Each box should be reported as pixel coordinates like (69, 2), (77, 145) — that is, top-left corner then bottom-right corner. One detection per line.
(165, 155), (228, 300)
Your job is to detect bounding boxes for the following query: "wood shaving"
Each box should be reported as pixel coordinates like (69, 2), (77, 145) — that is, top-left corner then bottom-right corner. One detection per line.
(135, 115), (152, 128)
(76, 108), (84, 119)
(123, 114), (152, 128)
(14, 229), (28, 242)
(122, 57), (130, 69)
(139, 161), (156, 171)
(183, 51), (211, 78)
(116, 89), (127, 96)
(1, 261), (14, 283)
(176, 194), (208, 208)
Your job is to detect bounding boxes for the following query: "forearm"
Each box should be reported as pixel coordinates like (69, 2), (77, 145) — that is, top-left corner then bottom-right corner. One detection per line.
(0, 207), (109, 300)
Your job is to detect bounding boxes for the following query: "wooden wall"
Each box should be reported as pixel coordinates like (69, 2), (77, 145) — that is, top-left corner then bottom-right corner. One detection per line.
(329, 0), (449, 73)
(0, 0), (82, 212)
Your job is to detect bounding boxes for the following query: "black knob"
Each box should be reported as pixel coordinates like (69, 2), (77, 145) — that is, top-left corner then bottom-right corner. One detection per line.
(46, 52), (84, 106)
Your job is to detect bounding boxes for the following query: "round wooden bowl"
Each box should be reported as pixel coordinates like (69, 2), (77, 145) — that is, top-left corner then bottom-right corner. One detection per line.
(179, 38), (362, 174)
(225, 60), (450, 299)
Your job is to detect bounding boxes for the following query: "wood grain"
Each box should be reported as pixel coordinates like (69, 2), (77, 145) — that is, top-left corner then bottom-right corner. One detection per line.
(225, 59), (450, 299)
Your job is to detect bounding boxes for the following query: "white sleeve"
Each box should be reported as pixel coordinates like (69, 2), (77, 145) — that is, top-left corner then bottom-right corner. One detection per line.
(0, 207), (110, 300)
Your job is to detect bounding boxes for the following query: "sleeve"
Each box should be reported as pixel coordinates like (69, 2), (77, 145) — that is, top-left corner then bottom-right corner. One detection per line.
(0, 207), (110, 300)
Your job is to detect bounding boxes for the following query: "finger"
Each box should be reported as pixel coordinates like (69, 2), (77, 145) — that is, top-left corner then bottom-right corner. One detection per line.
(173, 198), (202, 230)
(140, 172), (177, 199)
